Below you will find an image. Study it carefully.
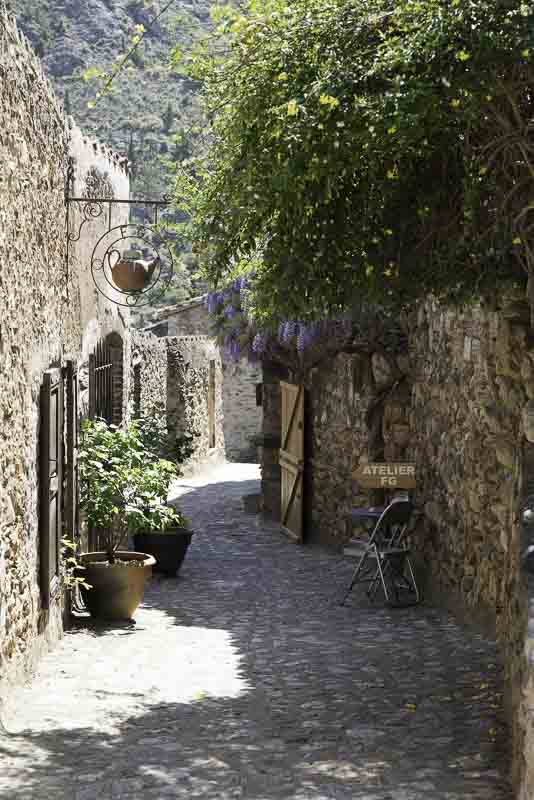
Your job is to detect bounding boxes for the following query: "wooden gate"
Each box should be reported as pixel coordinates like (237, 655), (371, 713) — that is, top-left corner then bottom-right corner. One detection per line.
(279, 382), (305, 542)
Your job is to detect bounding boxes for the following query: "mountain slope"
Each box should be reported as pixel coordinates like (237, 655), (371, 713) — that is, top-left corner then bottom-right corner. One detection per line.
(11, 0), (210, 306)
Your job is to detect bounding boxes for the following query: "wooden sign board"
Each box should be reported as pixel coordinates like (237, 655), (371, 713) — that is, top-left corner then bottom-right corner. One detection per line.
(353, 462), (416, 489)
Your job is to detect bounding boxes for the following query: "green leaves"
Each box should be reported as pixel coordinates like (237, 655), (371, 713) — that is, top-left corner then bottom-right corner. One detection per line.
(79, 418), (188, 546)
(172, 0), (532, 319)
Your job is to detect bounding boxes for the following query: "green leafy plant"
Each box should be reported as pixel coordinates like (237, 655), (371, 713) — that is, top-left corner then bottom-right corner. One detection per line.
(79, 418), (188, 562)
(128, 496), (190, 535)
(136, 405), (196, 465)
(174, 0), (534, 321)
(61, 537), (92, 590)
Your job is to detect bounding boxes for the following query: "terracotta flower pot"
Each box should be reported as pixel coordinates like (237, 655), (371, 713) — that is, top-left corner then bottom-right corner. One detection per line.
(79, 551), (155, 620)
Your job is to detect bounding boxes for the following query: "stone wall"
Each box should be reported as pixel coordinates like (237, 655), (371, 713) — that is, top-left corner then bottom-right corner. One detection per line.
(131, 333), (225, 473)
(0, 10), (129, 714)
(166, 298), (211, 337)
(404, 297), (530, 795)
(261, 351), (409, 539)
(260, 362), (287, 521)
(167, 336), (225, 472)
(259, 295), (534, 796)
(145, 297), (262, 462)
(130, 333), (168, 420)
(221, 359), (262, 461)
(306, 353), (376, 545)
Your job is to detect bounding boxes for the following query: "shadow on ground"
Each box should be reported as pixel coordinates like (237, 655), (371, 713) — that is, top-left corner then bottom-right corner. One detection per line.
(0, 468), (512, 800)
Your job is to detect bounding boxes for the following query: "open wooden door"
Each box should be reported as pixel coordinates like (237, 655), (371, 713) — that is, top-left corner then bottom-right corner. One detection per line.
(39, 368), (64, 608)
(65, 360), (79, 544)
(279, 382), (305, 543)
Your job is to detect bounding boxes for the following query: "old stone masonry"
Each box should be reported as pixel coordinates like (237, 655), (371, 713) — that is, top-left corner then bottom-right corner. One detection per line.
(1, 465), (510, 800)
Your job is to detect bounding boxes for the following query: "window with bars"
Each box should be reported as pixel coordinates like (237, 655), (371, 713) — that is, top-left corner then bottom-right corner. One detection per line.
(88, 333), (124, 425)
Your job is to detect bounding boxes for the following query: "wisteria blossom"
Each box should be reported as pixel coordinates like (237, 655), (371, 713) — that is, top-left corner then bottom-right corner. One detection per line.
(205, 274), (354, 364)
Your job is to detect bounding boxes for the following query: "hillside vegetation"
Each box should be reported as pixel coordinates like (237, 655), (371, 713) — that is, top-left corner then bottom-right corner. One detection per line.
(12, 0), (211, 308)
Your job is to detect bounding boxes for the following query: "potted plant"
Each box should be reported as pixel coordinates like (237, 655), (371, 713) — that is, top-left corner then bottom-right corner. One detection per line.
(130, 408), (196, 576)
(78, 419), (159, 620)
(132, 502), (193, 578)
(119, 444), (194, 577)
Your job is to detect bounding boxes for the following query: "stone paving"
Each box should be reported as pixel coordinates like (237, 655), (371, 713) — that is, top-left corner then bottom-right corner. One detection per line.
(0, 463), (512, 799)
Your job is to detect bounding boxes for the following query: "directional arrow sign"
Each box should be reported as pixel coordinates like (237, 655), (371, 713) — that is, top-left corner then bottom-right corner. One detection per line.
(353, 462), (416, 489)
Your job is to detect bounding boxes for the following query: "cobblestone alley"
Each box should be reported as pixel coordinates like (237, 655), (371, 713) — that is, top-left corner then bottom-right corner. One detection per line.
(1, 464), (511, 799)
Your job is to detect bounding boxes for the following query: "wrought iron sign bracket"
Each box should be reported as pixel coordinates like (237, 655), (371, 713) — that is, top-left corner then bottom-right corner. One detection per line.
(65, 159), (175, 308)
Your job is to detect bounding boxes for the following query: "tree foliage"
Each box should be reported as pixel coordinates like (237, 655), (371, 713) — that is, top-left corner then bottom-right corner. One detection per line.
(175, 0), (534, 321)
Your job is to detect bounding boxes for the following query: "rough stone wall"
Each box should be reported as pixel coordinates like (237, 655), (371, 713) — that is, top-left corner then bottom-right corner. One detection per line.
(130, 333), (224, 471)
(406, 300), (522, 617)
(404, 297), (530, 794)
(130, 333), (168, 420)
(167, 336), (225, 472)
(222, 359), (262, 462)
(147, 298), (262, 462)
(260, 352), (409, 539)
(165, 299), (211, 337)
(69, 123), (132, 427)
(0, 10), (130, 713)
(306, 354), (375, 546)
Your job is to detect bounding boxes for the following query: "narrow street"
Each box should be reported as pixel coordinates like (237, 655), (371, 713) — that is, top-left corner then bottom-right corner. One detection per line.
(1, 464), (511, 800)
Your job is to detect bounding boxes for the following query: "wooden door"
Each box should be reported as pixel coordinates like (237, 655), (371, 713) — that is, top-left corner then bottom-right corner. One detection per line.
(65, 360), (79, 544)
(279, 382), (305, 542)
(40, 368), (64, 608)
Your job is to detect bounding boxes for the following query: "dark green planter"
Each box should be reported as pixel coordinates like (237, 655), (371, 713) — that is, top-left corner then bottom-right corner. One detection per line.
(134, 529), (193, 577)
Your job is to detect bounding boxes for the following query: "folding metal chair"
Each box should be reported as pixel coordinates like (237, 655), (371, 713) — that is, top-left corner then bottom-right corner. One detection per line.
(340, 499), (420, 607)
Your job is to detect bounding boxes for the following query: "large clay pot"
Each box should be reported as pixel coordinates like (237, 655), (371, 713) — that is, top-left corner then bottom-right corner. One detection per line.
(134, 529), (193, 577)
(79, 551), (155, 620)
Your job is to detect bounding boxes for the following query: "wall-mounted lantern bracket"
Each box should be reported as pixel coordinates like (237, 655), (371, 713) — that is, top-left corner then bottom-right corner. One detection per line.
(65, 159), (175, 308)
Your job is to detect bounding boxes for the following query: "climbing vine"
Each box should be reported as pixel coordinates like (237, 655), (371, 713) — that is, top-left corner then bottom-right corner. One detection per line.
(174, 0), (534, 321)
(205, 273), (407, 375)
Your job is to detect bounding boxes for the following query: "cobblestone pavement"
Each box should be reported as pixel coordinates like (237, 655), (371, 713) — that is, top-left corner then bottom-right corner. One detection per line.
(1, 464), (511, 799)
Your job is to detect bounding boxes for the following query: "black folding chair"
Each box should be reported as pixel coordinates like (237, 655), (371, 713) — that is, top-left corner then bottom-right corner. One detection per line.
(340, 499), (420, 607)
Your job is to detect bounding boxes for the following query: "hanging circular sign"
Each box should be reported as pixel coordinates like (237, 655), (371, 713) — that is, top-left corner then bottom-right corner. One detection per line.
(91, 223), (174, 308)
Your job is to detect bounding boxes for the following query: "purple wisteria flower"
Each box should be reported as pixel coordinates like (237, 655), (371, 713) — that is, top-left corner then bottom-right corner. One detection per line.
(281, 321), (297, 342)
(206, 291), (227, 314)
(233, 276), (249, 292)
(252, 332), (267, 354)
(223, 305), (237, 319)
(229, 340), (241, 361)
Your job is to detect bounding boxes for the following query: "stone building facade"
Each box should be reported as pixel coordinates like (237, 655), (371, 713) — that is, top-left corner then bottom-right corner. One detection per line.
(142, 297), (262, 462)
(0, 10), (130, 714)
(131, 333), (225, 474)
(405, 296), (530, 798)
(259, 294), (534, 798)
